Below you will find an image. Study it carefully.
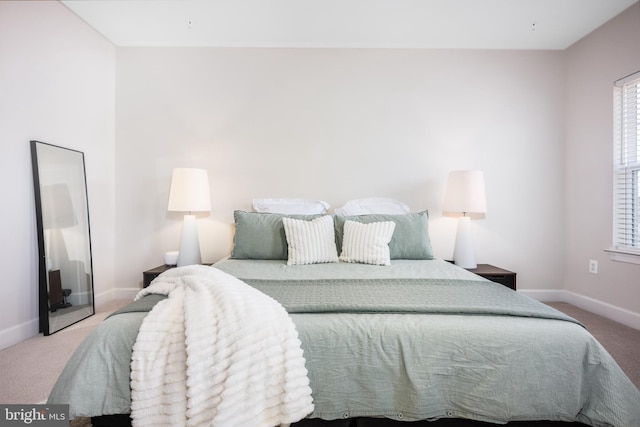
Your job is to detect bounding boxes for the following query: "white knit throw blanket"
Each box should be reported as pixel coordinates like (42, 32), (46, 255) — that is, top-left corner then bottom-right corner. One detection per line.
(130, 265), (314, 427)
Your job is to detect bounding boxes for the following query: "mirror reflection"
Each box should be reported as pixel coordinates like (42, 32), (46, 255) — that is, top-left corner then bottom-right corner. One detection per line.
(31, 141), (95, 335)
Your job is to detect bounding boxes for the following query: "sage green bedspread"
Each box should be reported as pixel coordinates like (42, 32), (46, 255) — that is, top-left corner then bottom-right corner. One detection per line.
(48, 259), (640, 426)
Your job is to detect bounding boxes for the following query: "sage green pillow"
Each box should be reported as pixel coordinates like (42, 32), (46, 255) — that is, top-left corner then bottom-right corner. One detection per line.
(230, 211), (322, 260)
(334, 211), (435, 260)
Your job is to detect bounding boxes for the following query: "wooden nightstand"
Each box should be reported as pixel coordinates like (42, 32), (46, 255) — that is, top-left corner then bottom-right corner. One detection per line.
(143, 264), (214, 287)
(468, 264), (517, 290)
(143, 265), (175, 287)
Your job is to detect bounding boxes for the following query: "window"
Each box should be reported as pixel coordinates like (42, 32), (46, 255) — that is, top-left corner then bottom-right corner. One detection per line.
(611, 71), (640, 262)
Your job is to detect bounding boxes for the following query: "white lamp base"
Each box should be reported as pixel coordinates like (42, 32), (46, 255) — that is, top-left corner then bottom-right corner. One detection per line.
(453, 216), (477, 269)
(177, 214), (202, 267)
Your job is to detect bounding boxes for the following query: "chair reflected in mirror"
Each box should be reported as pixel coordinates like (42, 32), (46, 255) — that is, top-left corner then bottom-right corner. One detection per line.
(47, 269), (71, 312)
(42, 183), (75, 313)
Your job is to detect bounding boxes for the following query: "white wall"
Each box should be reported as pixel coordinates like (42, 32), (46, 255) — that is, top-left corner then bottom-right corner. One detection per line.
(564, 3), (640, 318)
(115, 48), (566, 292)
(0, 1), (116, 349)
(2, 2), (638, 349)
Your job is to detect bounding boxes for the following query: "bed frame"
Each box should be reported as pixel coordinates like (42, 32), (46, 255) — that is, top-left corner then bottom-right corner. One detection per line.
(92, 415), (586, 426)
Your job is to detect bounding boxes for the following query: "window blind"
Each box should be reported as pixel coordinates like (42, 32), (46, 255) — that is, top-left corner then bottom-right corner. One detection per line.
(613, 71), (640, 253)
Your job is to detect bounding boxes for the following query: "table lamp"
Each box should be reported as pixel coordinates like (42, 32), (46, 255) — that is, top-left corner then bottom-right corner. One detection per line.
(42, 183), (77, 269)
(167, 168), (211, 266)
(443, 170), (487, 268)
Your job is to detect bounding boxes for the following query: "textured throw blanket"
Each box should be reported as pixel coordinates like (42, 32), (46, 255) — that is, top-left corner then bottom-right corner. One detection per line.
(130, 265), (314, 427)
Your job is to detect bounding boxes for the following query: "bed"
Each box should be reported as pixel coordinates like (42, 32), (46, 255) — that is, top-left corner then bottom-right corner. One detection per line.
(48, 210), (640, 427)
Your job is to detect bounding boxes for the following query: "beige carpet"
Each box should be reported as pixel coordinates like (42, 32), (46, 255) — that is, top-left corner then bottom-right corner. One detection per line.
(0, 300), (637, 421)
(546, 302), (640, 388)
(0, 299), (129, 405)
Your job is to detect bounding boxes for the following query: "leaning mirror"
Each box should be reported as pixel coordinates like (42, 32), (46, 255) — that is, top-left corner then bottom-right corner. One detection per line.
(31, 140), (95, 335)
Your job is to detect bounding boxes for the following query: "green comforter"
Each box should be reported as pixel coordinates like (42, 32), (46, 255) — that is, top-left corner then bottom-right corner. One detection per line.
(49, 259), (640, 426)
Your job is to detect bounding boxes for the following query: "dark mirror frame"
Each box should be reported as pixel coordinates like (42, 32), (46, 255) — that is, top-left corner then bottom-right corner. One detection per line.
(31, 140), (95, 335)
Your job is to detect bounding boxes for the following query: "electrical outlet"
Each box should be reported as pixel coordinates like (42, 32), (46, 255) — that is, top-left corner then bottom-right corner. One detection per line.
(589, 260), (598, 274)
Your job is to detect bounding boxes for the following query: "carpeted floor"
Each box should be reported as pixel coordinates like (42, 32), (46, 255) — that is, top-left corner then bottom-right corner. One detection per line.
(546, 302), (640, 388)
(0, 299), (129, 405)
(0, 300), (638, 425)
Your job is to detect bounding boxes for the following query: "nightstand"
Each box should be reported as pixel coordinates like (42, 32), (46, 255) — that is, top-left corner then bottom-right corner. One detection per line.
(143, 265), (175, 287)
(143, 264), (214, 287)
(468, 264), (517, 290)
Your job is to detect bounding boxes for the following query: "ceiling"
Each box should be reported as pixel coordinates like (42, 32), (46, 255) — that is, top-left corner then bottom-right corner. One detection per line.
(61, 0), (638, 50)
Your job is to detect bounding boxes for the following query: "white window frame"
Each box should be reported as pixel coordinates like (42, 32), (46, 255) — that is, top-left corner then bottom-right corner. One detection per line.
(608, 71), (640, 264)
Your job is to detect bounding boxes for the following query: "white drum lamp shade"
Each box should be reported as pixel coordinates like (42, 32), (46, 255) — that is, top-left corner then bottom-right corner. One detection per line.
(443, 170), (487, 269)
(168, 168), (211, 267)
(42, 183), (77, 230)
(41, 183), (78, 269)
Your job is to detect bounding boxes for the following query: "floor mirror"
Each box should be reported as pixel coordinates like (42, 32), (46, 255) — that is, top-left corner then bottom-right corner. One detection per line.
(31, 140), (95, 335)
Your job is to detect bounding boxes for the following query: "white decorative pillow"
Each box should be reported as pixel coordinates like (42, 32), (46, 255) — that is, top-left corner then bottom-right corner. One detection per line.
(339, 220), (396, 266)
(334, 198), (410, 216)
(253, 198), (330, 214)
(282, 215), (339, 265)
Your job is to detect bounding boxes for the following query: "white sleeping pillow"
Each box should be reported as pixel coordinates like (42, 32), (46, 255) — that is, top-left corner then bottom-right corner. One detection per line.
(253, 198), (330, 214)
(334, 198), (410, 216)
(339, 220), (396, 266)
(282, 215), (339, 265)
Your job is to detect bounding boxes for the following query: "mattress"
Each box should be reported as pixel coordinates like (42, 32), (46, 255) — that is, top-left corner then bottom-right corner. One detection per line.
(48, 259), (640, 426)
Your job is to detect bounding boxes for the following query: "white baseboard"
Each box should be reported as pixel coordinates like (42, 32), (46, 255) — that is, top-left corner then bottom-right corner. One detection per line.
(93, 287), (138, 309)
(517, 289), (566, 302)
(520, 289), (640, 330)
(0, 318), (39, 351)
(563, 291), (640, 330)
(111, 287), (140, 301)
(0, 287), (141, 351)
